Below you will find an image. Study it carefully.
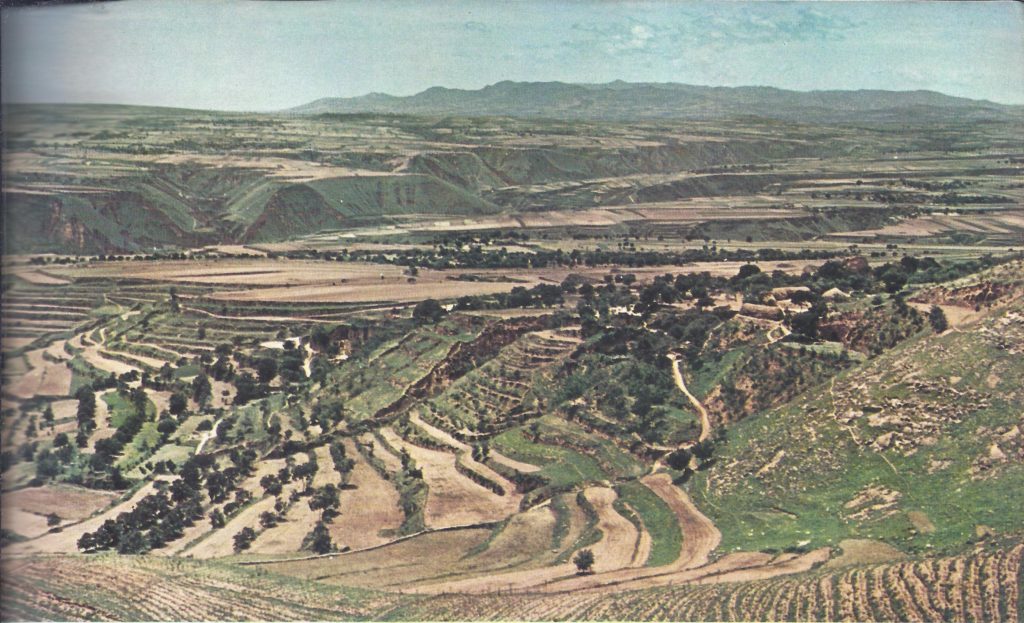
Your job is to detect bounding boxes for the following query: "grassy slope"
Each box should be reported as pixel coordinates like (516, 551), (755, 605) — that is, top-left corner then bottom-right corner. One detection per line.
(691, 297), (1024, 556)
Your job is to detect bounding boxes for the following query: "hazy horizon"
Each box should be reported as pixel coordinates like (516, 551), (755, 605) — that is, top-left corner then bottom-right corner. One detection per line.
(2, 0), (1023, 111)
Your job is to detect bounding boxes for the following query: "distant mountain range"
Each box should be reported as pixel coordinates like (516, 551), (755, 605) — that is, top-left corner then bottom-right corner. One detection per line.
(288, 80), (1022, 123)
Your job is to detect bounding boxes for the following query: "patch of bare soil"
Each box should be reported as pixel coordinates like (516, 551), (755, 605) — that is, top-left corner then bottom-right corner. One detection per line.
(583, 487), (642, 574)
(328, 439), (403, 551)
(379, 427), (519, 528)
(824, 539), (908, 569)
(408, 410), (526, 493)
(540, 473), (722, 593)
(268, 528), (492, 590)
(407, 486), (641, 595)
(5, 480), (167, 554)
(5, 346), (71, 399)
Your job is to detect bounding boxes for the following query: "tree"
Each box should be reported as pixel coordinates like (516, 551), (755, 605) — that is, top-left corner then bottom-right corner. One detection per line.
(260, 474), (283, 496)
(233, 527), (256, 552)
(76, 387), (97, 429)
(192, 373), (212, 405)
(256, 357), (278, 384)
(259, 511), (278, 529)
(118, 529), (150, 555)
(35, 449), (61, 480)
(666, 448), (692, 471)
(304, 521), (334, 554)
(692, 439), (715, 462)
(42, 404), (54, 429)
(412, 298), (445, 324)
(46, 512), (61, 527)
(308, 484), (341, 520)
(929, 305), (949, 333)
(157, 418), (178, 437)
(573, 548), (595, 574)
(880, 267), (908, 293)
(736, 264), (761, 280)
(789, 310), (819, 341)
(310, 325), (337, 355)
(233, 372), (260, 405)
(209, 509), (226, 529)
(168, 392), (188, 416)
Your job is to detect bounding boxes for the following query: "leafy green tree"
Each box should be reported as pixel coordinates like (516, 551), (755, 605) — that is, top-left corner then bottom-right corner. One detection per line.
(573, 548), (595, 574)
(169, 391), (188, 416)
(209, 509), (226, 529)
(412, 299), (445, 324)
(259, 511), (278, 529)
(304, 521), (334, 554)
(789, 310), (819, 341)
(929, 305), (949, 333)
(76, 387), (96, 430)
(256, 357), (278, 384)
(260, 474), (283, 496)
(308, 484), (341, 520)
(233, 527), (256, 552)
(233, 372), (260, 405)
(117, 529), (150, 554)
(192, 372), (211, 405)
(735, 264), (761, 279)
(880, 267), (908, 293)
(35, 449), (61, 480)
(666, 448), (692, 471)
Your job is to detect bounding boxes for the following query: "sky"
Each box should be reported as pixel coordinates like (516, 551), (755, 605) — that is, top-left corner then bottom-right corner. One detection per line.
(2, 0), (1022, 111)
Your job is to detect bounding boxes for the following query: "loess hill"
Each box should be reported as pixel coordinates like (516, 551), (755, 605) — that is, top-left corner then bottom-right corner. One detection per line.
(2, 92), (1023, 254)
(2, 90), (1023, 622)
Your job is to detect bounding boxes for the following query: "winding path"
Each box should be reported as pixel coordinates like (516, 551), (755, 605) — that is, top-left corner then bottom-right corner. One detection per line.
(669, 354), (711, 443)
(195, 417), (223, 454)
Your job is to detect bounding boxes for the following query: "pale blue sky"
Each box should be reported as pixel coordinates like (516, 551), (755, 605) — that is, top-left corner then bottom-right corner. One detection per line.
(2, 1), (1022, 110)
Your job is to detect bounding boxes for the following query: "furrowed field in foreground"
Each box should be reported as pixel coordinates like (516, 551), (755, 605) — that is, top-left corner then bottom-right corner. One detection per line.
(2, 95), (1022, 621)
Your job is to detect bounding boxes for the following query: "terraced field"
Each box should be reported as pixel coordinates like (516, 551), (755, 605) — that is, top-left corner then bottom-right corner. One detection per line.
(2, 101), (1021, 622)
(2, 541), (1019, 621)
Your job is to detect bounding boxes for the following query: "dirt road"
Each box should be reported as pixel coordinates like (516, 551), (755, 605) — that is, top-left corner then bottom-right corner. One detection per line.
(669, 354), (710, 442)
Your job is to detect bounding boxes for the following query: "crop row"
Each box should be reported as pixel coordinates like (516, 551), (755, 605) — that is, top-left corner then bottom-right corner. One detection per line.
(396, 542), (1022, 621)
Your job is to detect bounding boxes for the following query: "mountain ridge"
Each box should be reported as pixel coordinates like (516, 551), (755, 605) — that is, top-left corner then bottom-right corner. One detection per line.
(287, 80), (1022, 122)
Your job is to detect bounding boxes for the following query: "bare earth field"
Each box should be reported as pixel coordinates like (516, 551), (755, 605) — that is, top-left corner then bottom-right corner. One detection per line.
(39, 258), (828, 307)
(378, 427), (521, 528)
(5, 480), (168, 555)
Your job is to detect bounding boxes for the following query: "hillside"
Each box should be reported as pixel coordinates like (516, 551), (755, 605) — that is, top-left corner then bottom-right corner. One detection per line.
(289, 81), (1024, 123)
(2, 241), (1022, 621)
(3, 542), (1020, 621)
(3, 102), (1022, 253)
